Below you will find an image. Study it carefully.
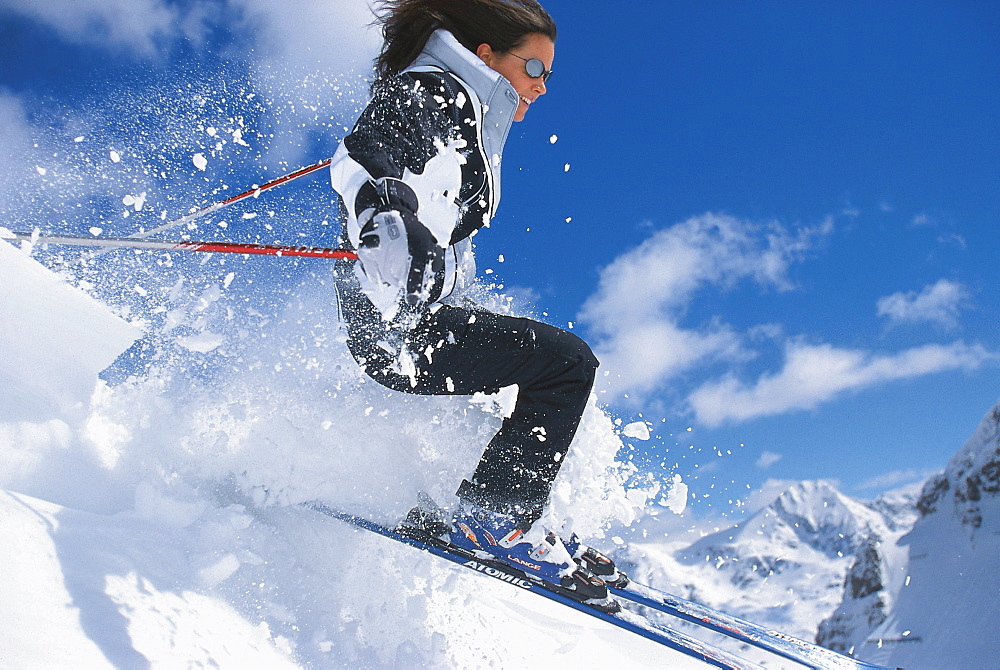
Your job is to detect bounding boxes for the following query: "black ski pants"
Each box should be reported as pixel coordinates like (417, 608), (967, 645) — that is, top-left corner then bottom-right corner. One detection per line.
(337, 269), (599, 523)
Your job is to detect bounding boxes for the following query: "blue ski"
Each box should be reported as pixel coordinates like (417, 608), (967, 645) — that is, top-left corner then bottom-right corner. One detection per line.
(302, 502), (759, 669)
(610, 581), (889, 670)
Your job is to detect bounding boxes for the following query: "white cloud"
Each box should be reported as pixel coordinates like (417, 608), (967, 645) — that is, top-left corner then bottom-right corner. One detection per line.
(231, 0), (379, 77)
(937, 233), (967, 250)
(688, 340), (997, 427)
(595, 320), (742, 399)
(0, 93), (36, 191)
(226, 0), (381, 166)
(877, 279), (972, 329)
(579, 213), (832, 399)
(0, 91), (107, 210)
(0, 0), (379, 74)
(2, 0), (380, 171)
(856, 468), (934, 492)
(0, 0), (181, 54)
(756, 451), (783, 469)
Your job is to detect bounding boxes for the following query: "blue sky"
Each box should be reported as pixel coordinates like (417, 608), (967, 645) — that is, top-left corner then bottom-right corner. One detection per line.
(1, 1), (998, 517)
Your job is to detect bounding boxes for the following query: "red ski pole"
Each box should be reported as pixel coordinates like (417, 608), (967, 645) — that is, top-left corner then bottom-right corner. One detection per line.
(69, 157), (334, 263)
(2, 230), (357, 261)
(134, 157), (333, 240)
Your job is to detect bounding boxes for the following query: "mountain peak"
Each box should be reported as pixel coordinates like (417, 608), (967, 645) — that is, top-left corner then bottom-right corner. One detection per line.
(916, 398), (1000, 528)
(757, 480), (884, 557)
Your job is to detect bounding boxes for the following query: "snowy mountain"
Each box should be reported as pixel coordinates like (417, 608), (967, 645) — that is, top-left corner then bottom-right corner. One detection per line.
(621, 479), (916, 655)
(618, 400), (1000, 669)
(815, 484), (921, 657)
(854, 400), (1000, 669)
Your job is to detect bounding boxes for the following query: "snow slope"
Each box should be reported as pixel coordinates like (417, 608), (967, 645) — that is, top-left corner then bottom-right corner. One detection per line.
(0, 238), (140, 420)
(856, 400), (1000, 669)
(1, 489), (706, 669)
(0, 238), (709, 668)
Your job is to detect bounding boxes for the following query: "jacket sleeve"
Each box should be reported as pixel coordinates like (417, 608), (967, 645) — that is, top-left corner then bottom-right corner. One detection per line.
(330, 74), (465, 320)
(344, 74), (459, 186)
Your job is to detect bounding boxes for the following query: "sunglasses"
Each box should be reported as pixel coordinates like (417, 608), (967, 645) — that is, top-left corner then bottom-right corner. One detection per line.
(509, 53), (553, 83)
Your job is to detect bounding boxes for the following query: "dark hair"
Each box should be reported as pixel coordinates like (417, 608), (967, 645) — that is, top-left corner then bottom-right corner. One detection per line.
(373, 0), (557, 81)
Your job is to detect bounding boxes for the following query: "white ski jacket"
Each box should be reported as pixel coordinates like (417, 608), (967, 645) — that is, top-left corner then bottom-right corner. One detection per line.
(329, 29), (520, 319)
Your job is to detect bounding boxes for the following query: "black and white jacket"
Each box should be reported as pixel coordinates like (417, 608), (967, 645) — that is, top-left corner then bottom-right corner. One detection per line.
(330, 29), (520, 320)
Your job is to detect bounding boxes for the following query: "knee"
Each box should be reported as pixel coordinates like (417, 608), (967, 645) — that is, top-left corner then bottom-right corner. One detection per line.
(559, 330), (600, 383)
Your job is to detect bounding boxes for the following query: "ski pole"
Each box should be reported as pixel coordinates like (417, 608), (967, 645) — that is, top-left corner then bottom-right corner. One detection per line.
(2, 230), (357, 261)
(130, 157), (332, 240)
(73, 157), (333, 263)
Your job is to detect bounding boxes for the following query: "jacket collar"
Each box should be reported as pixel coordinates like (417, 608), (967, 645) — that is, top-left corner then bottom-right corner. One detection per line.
(407, 29), (518, 141)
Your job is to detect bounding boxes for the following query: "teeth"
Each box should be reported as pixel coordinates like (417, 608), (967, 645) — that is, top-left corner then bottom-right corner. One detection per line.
(520, 96), (532, 106)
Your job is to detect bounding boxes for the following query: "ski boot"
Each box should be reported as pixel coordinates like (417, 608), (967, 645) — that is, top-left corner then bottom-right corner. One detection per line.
(562, 534), (629, 588)
(448, 502), (619, 613)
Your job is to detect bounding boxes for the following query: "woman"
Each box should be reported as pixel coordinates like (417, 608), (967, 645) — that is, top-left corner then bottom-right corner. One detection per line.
(329, 0), (622, 607)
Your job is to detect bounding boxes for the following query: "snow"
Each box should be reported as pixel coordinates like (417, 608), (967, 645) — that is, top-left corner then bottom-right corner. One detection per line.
(857, 401), (1000, 669)
(6, 196), (999, 669)
(622, 420), (650, 440)
(0, 237), (711, 667)
(0, 240), (141, 419)
(615, 479), (922, 666)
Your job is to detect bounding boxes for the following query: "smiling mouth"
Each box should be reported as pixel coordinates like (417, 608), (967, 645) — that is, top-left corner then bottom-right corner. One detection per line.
(520, 95), (533, 106)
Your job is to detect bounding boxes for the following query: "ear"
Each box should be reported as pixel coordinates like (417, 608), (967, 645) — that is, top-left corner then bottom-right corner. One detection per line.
(476, 43), (494, 66)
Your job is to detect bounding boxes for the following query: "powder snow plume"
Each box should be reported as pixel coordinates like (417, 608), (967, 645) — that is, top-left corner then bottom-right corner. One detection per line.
(0, 64), (688, 668)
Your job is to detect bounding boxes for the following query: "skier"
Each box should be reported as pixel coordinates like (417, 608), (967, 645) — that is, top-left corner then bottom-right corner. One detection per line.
(328, 0), (623, 606)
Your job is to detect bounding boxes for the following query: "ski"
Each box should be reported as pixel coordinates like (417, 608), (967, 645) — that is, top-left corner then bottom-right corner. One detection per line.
(302, 502), (760, 670)
(1, 230), (357, 260)
(609, 582), (889, 670)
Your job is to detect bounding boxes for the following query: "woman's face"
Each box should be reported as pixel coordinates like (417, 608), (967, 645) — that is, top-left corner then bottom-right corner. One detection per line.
(477, 33), (555, 122)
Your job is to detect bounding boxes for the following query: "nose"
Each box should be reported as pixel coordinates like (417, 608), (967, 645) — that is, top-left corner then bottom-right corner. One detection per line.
(533, 79), (547, 96)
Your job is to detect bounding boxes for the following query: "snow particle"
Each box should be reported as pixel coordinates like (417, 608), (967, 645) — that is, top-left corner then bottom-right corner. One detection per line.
(549, 134), (558, 144)
(89, 227), (103, 236)
(109, 150), (121, 163)
(177, 332), (225, 353)
(193, 153), (208, 171)
(622, 421), (650, 440)
(122, 192), (147, 212)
